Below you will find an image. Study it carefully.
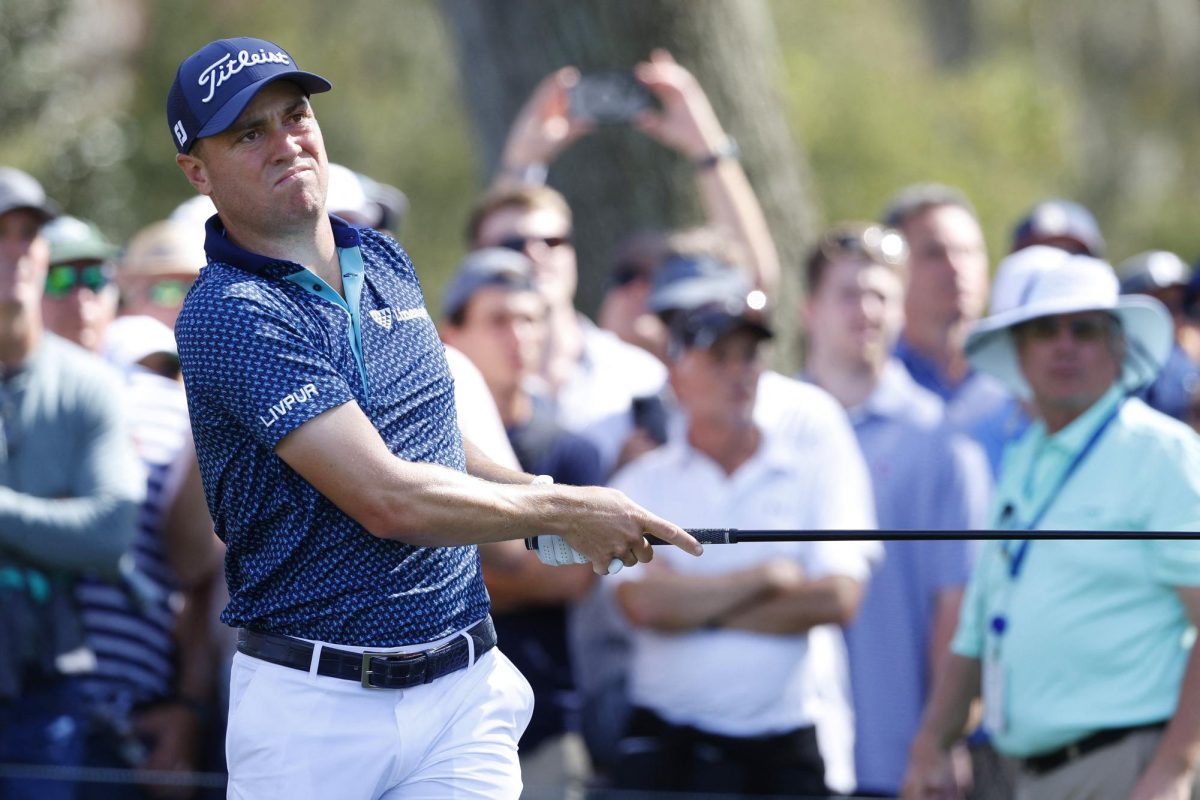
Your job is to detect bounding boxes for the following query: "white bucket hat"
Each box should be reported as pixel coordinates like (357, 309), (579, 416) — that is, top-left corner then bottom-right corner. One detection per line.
(965, 246), (1172, 398)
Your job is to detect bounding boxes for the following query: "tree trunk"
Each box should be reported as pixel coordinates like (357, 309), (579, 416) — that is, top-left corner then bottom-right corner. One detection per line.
(440, 0), (817, 370)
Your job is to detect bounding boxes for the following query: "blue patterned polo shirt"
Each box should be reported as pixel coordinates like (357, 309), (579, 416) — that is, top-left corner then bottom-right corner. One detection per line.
(175, 214), (488, 646)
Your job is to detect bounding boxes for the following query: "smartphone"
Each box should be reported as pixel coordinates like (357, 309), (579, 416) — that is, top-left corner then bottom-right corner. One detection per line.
(569, 72), (657, 124)
(631, 395), (669, 445)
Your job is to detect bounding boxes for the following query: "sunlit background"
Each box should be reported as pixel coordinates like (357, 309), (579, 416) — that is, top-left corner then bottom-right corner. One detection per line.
(3, 0), (1198, 318)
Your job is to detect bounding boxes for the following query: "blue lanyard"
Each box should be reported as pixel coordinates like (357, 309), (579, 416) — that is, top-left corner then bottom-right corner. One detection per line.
(1000, 399), (1124, 579)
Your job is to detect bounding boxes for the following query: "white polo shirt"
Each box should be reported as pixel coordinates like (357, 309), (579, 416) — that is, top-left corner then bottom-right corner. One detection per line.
(610, 392), (879, 739)
(556, 317), (666, 471)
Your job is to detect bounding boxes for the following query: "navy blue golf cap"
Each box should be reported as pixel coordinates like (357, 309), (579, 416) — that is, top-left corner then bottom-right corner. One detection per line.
(647, 253), (751, 314)
(167, 37), (332, 154)
(1011, 199), (1105, 258)
(441, 247), (536, 320)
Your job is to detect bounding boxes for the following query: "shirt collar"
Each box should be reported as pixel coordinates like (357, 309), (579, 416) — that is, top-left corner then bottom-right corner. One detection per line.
(203, 212), (363, 279)
(858, 359), (923, 421)
(1039, 384), (1126, 454)
(667, 421), (792, 478)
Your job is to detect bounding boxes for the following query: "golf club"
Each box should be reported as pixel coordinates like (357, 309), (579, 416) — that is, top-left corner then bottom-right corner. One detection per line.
(526, 528), (1200, 567)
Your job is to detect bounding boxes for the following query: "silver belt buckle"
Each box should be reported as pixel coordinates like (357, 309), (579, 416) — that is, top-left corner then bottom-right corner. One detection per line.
(360, 649), (423, 689)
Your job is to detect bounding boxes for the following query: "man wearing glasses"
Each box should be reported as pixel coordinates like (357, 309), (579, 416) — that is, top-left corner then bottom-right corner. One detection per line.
(117, 219), (206, 330)
(39, 216), (121, 354)
(903, 246), (1200, 800)
(466, 185), (666, 476)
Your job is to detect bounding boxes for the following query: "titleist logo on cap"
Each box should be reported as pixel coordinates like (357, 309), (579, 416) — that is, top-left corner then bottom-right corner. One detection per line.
(198, 48), (291, 104)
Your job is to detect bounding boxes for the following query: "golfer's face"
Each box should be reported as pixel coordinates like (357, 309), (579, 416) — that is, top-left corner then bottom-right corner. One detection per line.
(1015, 311), (1122, 417)
(189, 82), (329, 235)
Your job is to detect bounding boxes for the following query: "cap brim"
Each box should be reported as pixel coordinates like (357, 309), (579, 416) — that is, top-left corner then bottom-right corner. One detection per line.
(648, 273), (748, 313)
(195, 72), (332, 140)
(0, 201), (59, 224)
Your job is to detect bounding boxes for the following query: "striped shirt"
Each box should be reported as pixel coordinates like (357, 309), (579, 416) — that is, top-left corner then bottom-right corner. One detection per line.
(76, 367), (189, 709)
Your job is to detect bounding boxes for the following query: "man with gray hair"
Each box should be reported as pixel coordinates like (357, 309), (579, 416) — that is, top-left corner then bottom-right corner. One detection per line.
(903, 246), (1200, 800)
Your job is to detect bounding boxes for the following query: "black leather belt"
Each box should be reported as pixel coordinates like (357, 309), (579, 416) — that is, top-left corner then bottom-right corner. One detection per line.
(236, 617), (496, 690)
(1022, 721), (1167, 775)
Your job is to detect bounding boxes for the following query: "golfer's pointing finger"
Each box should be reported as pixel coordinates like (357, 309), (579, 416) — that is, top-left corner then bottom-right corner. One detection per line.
(644, 516), (703, 556)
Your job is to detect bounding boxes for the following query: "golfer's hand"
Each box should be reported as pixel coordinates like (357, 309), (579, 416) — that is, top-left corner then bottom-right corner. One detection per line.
(556, 485), (702, 576)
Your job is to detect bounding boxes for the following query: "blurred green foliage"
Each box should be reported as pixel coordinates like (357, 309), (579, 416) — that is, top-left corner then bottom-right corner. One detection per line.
(2, 0), (1198, 310)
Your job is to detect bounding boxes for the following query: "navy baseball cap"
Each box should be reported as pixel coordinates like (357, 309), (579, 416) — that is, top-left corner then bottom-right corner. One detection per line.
(1117, 250), (1191, 296)
(1011, 199), (1105, 257)
(441, 248), (535, 320)
(668, 297), (773, 354)
(167, 37), (332, 154)
(647, 253), (751, 313)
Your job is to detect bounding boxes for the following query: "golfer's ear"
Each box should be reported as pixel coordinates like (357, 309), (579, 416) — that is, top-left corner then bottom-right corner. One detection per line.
(177, 151), (212, 196)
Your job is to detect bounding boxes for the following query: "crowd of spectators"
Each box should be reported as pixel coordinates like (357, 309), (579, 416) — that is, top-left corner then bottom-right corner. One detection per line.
(0, 46), (1198, 800)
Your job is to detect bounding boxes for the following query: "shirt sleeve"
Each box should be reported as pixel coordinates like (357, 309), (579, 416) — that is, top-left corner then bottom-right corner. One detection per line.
(806, 539), (882, 583)
(177, 279), (357, 449)
(0, 366), (144, 577)
(807, 392), (877, 531)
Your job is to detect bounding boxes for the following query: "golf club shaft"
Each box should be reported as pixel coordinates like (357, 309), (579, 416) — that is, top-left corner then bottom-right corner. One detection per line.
(657, 528), (1200, 544)
(524, 529), (1199, 567)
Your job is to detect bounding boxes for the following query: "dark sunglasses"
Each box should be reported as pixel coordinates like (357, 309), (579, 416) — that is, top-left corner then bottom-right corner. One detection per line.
(498, 235), (571, 253)
(1015, 314), (1118, 343)
(819, 224), (908, 267)
(45, 263), (111, 299)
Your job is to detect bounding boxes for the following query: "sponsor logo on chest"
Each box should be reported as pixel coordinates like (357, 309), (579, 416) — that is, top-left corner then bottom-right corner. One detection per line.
(368, 306), (429, 330)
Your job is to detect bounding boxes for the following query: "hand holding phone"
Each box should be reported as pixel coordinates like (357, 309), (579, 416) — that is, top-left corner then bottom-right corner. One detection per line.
(569, 72), (657, 124)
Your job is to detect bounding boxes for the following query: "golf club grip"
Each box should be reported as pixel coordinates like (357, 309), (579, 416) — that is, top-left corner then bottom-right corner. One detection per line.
(647, 528), (737, 546)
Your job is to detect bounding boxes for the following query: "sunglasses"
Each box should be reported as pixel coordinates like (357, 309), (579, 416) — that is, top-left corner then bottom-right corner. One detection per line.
(147, 278), (193, 308)
(1015, 315), (1117, 343)
(819, 224), (908, 267)
(45, 263), (111, 299)
(497, 235), (571, 253)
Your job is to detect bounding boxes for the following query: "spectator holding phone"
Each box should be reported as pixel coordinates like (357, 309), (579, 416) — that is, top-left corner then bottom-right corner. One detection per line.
(494, 50), (778, 299)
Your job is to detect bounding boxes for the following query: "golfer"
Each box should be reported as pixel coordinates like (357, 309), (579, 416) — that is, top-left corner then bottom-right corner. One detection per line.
(167, 37), (700, 800)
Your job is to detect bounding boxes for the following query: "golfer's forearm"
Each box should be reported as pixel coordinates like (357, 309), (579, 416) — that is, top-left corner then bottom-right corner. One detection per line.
(361, 463), (560, 545)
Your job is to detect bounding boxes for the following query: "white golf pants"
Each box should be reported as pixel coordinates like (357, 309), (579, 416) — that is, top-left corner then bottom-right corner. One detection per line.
(225, 640), (533, 799)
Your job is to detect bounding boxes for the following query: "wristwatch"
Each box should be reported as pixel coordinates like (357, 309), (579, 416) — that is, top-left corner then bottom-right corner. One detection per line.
(693, 136), (740, 171)
(500, 161), (548, 186)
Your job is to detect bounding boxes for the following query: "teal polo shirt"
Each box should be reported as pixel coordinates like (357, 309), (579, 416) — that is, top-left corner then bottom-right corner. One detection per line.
(952, 386), (1200, 757)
